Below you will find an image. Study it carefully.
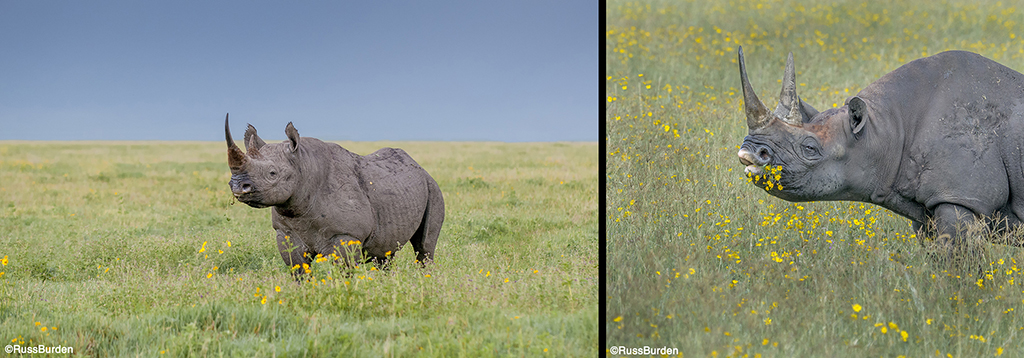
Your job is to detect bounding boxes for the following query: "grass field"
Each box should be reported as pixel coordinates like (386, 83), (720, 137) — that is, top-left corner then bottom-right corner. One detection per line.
(607, 0), (1024, 356)
(0, 140), (597, 356)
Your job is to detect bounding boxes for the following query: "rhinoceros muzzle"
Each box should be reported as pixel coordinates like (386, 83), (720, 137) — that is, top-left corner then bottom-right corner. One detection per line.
(229, 174), (254, 197)
(229, 174), (270, 208)
(738, 145), (772, 176)
(738, 149), (761, 176)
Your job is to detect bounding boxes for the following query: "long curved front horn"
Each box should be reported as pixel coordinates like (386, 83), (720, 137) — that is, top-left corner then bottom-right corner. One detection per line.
(738, 47), (773, 131)
(225, 113), (248, 170)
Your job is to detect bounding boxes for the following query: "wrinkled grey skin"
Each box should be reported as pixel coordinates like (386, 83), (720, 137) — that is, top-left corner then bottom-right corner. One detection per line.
(736, 47), (1024, 249)
(224, 114), (444, 273)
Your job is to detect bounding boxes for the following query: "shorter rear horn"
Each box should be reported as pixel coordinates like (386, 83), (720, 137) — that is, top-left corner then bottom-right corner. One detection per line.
(776, 52), (804, 127)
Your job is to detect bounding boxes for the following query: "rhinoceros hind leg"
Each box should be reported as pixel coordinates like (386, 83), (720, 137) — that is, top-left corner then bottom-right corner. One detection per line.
(410, 178), (444, 266)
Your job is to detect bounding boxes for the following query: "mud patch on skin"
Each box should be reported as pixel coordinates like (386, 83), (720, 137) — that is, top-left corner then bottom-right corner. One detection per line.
(803, 108), (843, 144)
(943, 100), (1007, 160)
(895, 151), (927, 201)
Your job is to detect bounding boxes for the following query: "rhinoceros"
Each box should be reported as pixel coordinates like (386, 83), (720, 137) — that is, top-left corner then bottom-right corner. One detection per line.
(224, 114), (444, 271)
(736, 47), (1024, 249)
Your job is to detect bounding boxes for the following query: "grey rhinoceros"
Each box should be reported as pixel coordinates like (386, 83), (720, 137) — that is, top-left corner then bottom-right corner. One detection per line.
(736, 47), (1024, 250)
(224, 114), (444, 272)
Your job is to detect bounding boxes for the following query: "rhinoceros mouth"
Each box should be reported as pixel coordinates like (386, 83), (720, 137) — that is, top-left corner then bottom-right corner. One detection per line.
(738, 148), (765, 176)
(234, 194), (270, 208)
(242, 201), (270, 209)
(744, 165), (764, 176)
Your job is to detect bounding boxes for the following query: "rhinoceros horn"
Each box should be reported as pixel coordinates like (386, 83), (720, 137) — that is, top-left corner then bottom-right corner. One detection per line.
(738, 47), (773, 131)
(225, 113), (248, 170)
(776, 52), (804, 127)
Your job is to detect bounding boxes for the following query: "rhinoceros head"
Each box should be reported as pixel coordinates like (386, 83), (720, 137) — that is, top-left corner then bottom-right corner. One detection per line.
(225, 114), (302, 208)
(736, 47), (867, 202)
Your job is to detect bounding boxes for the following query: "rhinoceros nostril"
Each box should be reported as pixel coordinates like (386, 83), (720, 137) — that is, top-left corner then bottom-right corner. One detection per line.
(758, 148), (771, 162)
(241, 183), (252, 193)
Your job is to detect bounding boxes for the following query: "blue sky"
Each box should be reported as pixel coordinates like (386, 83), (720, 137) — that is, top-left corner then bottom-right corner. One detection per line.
(0, 1), (596, 141)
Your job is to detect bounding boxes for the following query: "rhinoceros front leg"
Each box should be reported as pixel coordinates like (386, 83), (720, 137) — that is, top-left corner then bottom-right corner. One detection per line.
(277, 231), (311, 281)
(328, 234), (366, 268)
(911, 220), (929, 247)
(930, 203), (988, 270)
(932, 203), (975, 247)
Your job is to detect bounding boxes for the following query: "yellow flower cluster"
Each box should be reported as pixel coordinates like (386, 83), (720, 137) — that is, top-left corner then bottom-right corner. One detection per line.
(748, 165), (784, 191)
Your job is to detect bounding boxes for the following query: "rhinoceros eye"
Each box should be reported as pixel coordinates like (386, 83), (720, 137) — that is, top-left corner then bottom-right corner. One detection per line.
(269, 170), (278, 177)
(800, 138), (821, 159)
(803, 145), (816, 156)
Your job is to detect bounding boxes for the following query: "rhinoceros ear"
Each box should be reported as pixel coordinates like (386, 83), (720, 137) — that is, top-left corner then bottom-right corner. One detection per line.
(285, 122), (300, 153)
(848, 96), (869, 135)
(244, 124), (266, 153)
(800, 100), (820, 120)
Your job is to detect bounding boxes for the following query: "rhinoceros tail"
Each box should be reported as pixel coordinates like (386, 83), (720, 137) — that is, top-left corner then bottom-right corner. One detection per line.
(410, 175), (444, 265)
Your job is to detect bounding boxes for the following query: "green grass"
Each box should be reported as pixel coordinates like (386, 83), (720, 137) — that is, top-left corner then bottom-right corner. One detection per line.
(607, 0), (1024, 356)
(0, 140), (597, 356)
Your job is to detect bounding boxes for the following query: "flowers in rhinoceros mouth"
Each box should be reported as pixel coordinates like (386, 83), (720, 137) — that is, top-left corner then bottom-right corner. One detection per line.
(747, 165), (785, 191)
